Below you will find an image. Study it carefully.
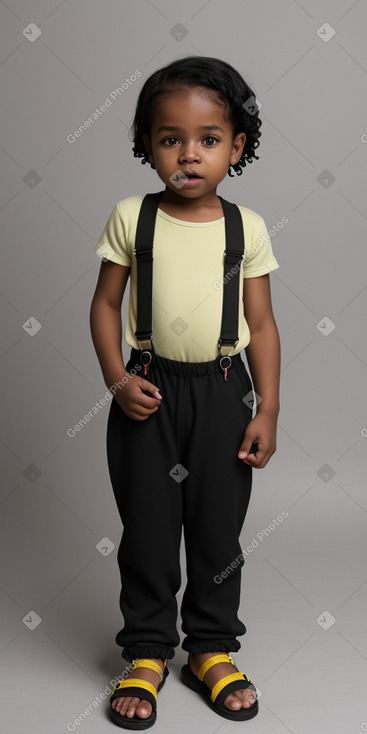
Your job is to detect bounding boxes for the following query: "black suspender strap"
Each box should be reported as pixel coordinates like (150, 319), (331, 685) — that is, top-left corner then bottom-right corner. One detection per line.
(217, 196), (245, 356)
(134, 191), (163, 350)
(134, 192), (245, 357)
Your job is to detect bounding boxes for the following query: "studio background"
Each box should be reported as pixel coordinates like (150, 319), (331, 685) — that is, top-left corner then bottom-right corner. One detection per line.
(1, 1), (366, 732)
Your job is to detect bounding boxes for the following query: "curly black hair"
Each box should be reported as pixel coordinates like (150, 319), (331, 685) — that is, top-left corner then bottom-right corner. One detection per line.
(129, 56), (262, 177)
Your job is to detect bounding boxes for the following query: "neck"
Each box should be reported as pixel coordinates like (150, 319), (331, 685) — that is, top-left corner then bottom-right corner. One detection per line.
(161, 187), (220, 210)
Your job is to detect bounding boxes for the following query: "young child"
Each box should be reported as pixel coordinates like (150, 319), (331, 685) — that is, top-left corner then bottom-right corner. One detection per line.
(90, 56), (280, 729)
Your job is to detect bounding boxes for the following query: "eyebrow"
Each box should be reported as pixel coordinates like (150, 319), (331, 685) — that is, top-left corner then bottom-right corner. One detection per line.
(155, 124), (225, 134)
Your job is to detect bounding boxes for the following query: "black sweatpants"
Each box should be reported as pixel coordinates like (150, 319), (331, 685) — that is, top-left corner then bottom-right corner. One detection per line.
(106, 346), (254, 663)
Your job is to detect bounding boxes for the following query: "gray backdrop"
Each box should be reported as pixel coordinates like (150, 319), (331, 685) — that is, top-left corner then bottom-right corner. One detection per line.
(1, 1), (366, 732)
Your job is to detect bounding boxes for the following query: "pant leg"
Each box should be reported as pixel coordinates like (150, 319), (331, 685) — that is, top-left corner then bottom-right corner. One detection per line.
(180, 358), (254, 655)
(106, 351), (183, 662)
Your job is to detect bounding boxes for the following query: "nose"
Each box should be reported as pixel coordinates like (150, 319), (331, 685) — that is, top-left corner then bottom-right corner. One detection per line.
(178, 140), (201, 163)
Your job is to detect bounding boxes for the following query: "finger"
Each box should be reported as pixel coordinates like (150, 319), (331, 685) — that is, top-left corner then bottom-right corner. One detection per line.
(242, 449), (268, 467)
(133, 401), (160, 416)
(238, 440), (259, 461)
(122, 397), (160, 418)
(242, 454), (260, 466)
(240, 444), (262, 462)
(130, 405), (159, 421)
(140, 380), (162, 399)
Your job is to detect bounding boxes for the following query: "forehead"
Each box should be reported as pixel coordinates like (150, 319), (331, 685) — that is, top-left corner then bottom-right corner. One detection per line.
(150, 85), (230, 130)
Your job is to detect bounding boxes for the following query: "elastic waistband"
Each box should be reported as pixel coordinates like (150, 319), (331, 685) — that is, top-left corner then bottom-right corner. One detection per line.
(128, 347), (244, 377)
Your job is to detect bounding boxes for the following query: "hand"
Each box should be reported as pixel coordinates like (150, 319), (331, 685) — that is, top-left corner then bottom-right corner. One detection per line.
(237, 412), (277, 468)
(115, 374), (162, 421)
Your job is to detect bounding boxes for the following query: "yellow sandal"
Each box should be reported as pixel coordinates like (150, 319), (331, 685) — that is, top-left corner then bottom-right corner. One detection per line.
(110, 658), (169, 729)
(181, 652), (258, 721)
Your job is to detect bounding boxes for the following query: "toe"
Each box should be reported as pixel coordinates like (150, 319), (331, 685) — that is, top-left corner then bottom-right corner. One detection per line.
(126, 695), (140, 718)
(113, 695), (132, 716)
(111, 699), (119, 712)
(116, 696), (130, 714)
(136, 699), (152, 718)
(111, 697), (122, 711)
(224, 689), (256, 710)
(111, 695), (152, 720)
(242, 689), (257, 708)
(224, 692), (242, 710)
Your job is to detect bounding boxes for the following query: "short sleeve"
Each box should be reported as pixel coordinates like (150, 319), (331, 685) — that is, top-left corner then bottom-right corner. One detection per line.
(243, 215), (280, 278)
(94, 202), (131, 266)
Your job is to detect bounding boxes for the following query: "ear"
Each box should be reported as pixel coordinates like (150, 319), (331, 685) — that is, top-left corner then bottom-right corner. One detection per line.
(230, 132), (246, 166)
(142, 133), (154, 165)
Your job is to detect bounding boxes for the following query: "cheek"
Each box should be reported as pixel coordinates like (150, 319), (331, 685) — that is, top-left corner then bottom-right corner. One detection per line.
(156, 147), (174, 159)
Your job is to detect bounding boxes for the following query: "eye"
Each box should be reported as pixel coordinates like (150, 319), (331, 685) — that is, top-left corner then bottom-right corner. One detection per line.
(161, 135), (220, 147)
(203, 136), (219, 146)
(162, 137), (179, 146)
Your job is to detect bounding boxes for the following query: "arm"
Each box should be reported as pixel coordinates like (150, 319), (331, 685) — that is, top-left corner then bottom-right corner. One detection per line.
(243, 273), (280, 418)
(238, 273), (281, 468)
(89, 260), (162, 419)
(90, 260), (130, 388)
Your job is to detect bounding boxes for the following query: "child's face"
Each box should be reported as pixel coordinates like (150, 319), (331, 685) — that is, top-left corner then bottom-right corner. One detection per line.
(142, 85), (246, 200)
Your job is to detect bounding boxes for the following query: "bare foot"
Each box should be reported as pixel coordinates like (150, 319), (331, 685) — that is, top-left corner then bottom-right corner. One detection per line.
(111, 658), (165, 721)
(189, 652), (257, 711)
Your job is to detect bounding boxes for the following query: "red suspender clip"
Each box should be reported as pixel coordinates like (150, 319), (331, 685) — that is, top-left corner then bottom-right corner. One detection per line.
(140, 350), (152, 376)
(219, 355), (232, 381)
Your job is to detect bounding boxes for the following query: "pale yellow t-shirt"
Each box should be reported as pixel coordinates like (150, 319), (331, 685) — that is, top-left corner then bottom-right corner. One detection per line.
(94, 195), (280, 362)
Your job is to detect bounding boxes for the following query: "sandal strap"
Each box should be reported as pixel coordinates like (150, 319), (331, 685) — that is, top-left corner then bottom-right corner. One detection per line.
(131, 658), (166, 679)
(110, 659), (167, 702)
(211, 671), (252, 703)
(111, 677), (158, 701)
(197, 653), (235, 681)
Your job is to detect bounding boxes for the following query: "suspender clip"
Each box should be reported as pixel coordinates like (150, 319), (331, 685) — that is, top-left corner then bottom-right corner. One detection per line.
(134, 247), (153, 261)
(224, 249), (244, 266)
(140, 350), (152, 375)
(220, 355), (232, 381)
(218, 338), (238, 356)
(136, 332), (153, 351)
(138, 339), (153, 350)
